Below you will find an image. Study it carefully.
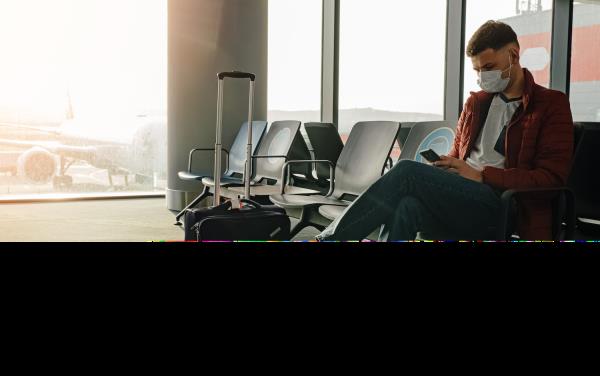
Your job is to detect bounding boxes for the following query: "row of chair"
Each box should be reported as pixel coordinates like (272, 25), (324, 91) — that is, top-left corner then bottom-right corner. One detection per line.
(270, 121), (457, 238)
(175, 120), (404, 224)
(270, 121), (599, 241)
(176, 119), (458, 236)
(175, 120), (346, 224)
(176, 118), (599, 240)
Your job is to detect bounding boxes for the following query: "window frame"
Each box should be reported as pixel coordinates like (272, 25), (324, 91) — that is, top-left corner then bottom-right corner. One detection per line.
(322, 0), (576, 124)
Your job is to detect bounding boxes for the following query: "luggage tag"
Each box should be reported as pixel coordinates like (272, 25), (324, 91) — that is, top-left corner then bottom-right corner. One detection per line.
(231, 196), (242, 210)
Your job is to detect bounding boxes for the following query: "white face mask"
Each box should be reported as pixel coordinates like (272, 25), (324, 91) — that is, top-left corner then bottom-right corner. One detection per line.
(477, 55), (513, 94)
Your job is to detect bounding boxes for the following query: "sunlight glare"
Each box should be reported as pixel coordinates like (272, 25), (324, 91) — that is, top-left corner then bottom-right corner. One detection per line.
(0, 0), (167, 125)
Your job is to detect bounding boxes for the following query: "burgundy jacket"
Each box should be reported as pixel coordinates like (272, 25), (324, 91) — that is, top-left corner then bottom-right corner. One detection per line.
(449, 68), (574, 240)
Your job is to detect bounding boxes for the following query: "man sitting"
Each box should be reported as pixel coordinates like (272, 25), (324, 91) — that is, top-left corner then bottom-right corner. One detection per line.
(316, 20), (574, 241)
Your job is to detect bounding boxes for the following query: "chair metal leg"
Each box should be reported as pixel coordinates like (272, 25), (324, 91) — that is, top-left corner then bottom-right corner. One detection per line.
(497, 192), (515, 241)
(174, 186), (211, 226)
(289, 221), (310, 240)
(564, 189), (576, 240)
(288, 207), (326, 240)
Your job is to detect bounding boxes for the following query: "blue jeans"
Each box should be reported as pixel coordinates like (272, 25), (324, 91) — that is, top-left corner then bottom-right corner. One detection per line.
(316, 160), (502, 241)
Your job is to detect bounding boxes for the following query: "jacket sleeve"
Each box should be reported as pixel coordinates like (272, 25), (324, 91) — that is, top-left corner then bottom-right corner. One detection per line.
(481, 91), (574, 190)
(448, 96), (472, 159)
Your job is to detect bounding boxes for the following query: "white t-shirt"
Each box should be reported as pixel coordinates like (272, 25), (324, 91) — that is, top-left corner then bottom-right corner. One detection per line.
(466, 93), (522, 172)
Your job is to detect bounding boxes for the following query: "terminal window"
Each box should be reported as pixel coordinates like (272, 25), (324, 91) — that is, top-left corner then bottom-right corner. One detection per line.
(268, 0), (322, 125)
(570, 0), (600, 122)
(0, 0), (167, 198)
(338, 0), (446, 160)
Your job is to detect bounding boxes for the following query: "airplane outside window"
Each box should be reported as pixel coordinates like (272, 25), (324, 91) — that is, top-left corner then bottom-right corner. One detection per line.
(0, 0), (167, 197)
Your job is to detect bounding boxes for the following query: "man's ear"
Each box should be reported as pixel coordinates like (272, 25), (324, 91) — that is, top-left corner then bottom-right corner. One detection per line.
(510, 46), (520, 65)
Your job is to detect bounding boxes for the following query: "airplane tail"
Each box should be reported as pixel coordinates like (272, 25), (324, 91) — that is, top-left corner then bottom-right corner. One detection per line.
(65, 90), (75, 121)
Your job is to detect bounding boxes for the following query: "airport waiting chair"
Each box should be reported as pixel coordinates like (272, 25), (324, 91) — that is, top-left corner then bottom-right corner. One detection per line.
(495, 122), (584, 241)
(566, 122), (600, 237)
(317, 121), (456, 240)
(270, 121), (401, 239)
(396, 120), (456, 162)
(202, 120), (319, 203)
(174, 121), (268, 225)
(303, 122), (345, 189)
(382, 120), (454, 173)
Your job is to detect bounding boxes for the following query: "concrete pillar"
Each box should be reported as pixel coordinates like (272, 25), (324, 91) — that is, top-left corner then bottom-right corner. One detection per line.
(167, 0), (268, 211)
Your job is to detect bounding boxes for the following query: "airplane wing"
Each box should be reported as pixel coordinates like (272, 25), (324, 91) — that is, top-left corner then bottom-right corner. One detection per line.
(0, 122), (61, 135)
(1, 120), (144, 174)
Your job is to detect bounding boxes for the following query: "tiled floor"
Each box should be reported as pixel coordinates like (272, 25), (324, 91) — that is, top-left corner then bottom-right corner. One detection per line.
(2, 198), (593, 242)
(0, 198), (182, 242)
(0, 198), (321, 242)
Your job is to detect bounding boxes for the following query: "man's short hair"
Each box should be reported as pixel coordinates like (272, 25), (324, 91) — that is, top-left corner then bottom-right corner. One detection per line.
(466, 20), (520, 57)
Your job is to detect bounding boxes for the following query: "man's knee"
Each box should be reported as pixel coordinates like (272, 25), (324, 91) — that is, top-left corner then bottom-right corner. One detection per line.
(395, 196), (422, 217)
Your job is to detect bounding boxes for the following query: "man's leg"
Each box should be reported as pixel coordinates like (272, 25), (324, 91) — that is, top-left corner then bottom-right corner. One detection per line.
(317, 160), (501, 241)
(378, 196), (436, 241)
(379, 195), (495, 241)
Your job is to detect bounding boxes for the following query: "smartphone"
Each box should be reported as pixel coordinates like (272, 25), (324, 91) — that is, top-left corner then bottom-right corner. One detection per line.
(419, 149), (442, 163)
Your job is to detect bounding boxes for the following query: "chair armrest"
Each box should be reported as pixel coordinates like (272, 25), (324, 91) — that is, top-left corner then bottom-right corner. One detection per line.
(501, 186), (573, 196)
(280, 160), (335, 197)
(188, 148), (229, 174)
(245, 155), (290, 182)
(496, 187), (575, 241)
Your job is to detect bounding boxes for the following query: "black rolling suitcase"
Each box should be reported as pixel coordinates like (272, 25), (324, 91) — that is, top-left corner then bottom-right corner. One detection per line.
(183, 71), (291, 242)
(184, 199), (290, 241)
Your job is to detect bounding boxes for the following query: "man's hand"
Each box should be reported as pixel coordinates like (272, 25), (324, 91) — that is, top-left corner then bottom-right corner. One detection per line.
(434, 156), (483, 183)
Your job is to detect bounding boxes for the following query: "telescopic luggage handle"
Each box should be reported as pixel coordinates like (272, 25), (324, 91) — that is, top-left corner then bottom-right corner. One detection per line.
(213, 71), (256, 206)
(218, 71), (256, 81)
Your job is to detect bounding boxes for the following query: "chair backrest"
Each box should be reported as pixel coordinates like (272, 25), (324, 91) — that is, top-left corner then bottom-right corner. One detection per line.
(226, 121), (268, 178)
(397, 123), (414, 150)
(254, 120), (309, 182)
(304, 122), (345, 181)
(398, 121), (456, 162)
(568, 122), (600, 221)
(332, 121), (401, 200)
(287, 126), (313, 179)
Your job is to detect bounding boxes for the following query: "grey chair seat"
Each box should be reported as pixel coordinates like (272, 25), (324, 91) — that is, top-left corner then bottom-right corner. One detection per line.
(269, 193), (352, 209)
(270, 121), (401, 239)
(318, 205), (348, 221)
(202, 176), (250, 188)
(203, 177), (319, 196)
(178, 171), (210, 181)
(228, 185), (320, 197)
